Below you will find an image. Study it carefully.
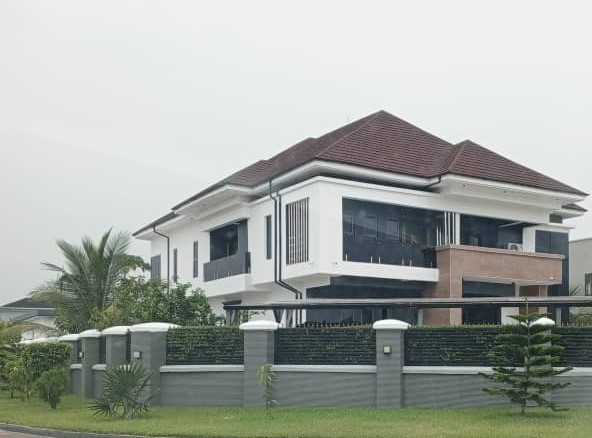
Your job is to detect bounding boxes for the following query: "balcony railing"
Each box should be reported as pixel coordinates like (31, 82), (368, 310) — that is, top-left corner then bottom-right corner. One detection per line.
(343, 246), (438, 268)
(204, 252), (251, 282)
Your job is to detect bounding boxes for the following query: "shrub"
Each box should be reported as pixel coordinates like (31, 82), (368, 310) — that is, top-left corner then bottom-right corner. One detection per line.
(6, 356), (34, 400)
(90, 362), (152, 420)
(34, 368), (69, 409)
(20, 342), (71, 380)
(481, 313), (572, 415)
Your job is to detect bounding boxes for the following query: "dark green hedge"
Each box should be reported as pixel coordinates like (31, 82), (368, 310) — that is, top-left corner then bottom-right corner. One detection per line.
(555, 327), (592, 367)
(20, 342), (72, 380)
(405, 326), (592, 367)
(166, 327), (243, 365)
(275, 327), (376, 365)
(405, 327), (512, 366)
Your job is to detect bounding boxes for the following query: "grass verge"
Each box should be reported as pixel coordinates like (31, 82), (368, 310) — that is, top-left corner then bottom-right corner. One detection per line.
(0, 395), (588, 438)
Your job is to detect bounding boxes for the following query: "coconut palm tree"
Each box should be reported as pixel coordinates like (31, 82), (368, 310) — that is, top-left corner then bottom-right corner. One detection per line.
(34, 229), (143, 333)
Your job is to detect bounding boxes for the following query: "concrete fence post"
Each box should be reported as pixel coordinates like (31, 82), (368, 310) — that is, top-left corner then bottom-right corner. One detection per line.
(78, 329), (102, 399)
(240, 320), (279, 407)
(102, 326), (131, 367)
(58, 334), (81, 395)
(58, 333), (80, 366)
(129, 322), (178, 406)
(373, 319), (410, 408)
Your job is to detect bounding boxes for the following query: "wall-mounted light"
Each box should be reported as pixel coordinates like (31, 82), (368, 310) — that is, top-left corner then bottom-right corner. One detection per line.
(78, 351), (84, 359)
(383, 345), (392, 355)
(133, 351), (142, 359)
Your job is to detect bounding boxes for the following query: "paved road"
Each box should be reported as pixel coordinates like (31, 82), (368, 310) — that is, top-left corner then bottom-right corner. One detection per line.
(0, 430), (47, 438)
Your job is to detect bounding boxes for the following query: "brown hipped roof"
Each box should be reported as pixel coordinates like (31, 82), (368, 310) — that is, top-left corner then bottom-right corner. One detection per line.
(136, 111), (586, 235)
(173, 110), (585, 210)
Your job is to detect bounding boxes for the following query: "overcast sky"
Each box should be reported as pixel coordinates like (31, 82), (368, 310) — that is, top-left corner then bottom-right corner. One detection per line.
(1, 1), (591, 305)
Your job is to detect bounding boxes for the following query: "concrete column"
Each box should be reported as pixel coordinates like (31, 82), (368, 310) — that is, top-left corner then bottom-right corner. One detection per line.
(79, 329), (102, 399)
(501, 307), (520, 324)
(102, 326), (131, 367)
(58, 334), (80, 365)
(240, 320), (279, 407)
(129, 322), (178, 406)
(58, 334), (81, 395)
(374, 319), (410, 408)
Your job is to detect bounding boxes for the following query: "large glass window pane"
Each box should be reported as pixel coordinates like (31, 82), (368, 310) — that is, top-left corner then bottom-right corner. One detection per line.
(342, 198), (439, 267)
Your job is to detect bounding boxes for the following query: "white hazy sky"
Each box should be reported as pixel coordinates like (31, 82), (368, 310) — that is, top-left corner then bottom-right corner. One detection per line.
(1, 0), (591, 305)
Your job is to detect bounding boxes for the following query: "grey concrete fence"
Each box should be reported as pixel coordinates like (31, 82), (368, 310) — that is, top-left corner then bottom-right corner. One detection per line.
(57, 319), (592, 408)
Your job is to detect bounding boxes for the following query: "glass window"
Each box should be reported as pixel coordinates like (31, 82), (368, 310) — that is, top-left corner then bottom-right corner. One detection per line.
(192, 241), (199, 278)
(364, 215), (377, 237)
(265, 215), (272, 260)
(210, 224), (239, 261)
(173, 248), (178, 283)
(385, 219), (399, 241)
(150, 255), (161, 279)
(343, 212), (354, 235)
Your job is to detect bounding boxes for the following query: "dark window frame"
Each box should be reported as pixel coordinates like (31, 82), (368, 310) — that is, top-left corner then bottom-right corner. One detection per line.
(172, 248), (178, 283)
(265, 215), (272, 260)
(193, 241), (199, 278)
(150, 255), (161, 279)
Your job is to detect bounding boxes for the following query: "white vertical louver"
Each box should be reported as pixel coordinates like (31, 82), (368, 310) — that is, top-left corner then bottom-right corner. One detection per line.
(286, 198), (309, 265)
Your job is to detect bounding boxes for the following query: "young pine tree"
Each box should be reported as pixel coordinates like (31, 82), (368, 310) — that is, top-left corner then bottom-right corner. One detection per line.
(481, 312), (572, 415)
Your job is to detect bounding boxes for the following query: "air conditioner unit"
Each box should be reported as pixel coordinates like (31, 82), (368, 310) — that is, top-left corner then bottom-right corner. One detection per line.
(507, 243), (523, 251)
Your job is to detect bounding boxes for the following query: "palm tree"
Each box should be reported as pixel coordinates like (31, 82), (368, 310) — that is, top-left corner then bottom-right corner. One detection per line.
(34, 229), (140, 333)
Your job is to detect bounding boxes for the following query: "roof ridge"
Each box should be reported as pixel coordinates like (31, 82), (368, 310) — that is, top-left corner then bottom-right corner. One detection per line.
(446, 139), (588, 196)
(314, 110), (386, 158)
(442, 140), (470, 172)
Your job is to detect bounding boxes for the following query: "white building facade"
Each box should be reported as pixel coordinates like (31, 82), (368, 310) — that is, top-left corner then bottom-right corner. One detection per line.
(135, 111), (587, 326)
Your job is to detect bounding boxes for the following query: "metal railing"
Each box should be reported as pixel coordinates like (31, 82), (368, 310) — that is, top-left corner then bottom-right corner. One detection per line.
(204, 251), (251, 282)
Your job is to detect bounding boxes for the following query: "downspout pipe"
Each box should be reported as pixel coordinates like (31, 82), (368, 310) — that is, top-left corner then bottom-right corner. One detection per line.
(152, 226), (170, 292)
(268, 180), (303, 324)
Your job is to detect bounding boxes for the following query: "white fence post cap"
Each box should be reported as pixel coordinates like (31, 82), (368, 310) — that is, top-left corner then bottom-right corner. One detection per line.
(79, 329), (102, 338)
(373, 319), (410, 330)
(58, 334), (80, 342)
(129, 322), (179, 333)
(102, 326), (132, 335)
(239, 320), (279, 331)
(532, 317), (556, 327)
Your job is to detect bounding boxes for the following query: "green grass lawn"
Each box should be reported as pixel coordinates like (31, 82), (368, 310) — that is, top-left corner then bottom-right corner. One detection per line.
(0, 395), (589, 438)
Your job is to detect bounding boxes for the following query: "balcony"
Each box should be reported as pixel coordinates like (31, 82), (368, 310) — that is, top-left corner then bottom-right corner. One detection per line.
(204, 252), (251, 282)
(435, 245), (564, 285)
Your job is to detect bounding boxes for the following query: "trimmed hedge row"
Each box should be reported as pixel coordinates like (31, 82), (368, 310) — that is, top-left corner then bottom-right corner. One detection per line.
(405, 327), (512, 366)
(166, 327), (243, 365)
(405, 326), (592, 367)
(275, 327), (376, 365)
(555, 327), (592, 367)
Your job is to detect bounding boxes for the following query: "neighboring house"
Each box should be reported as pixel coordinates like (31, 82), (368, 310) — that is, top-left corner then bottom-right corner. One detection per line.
(570, 237), (592, 296)
(0, 297), (56, 340)
(134, 110), (588, 326)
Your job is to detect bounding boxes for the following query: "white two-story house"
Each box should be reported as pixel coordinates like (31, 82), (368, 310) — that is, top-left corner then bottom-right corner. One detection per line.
(134, 111), (587, 326)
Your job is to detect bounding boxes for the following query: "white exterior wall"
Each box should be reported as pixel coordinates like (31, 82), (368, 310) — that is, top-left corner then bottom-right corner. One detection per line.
(144, 176), (579, 313)
(570, 239), (592, 295)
